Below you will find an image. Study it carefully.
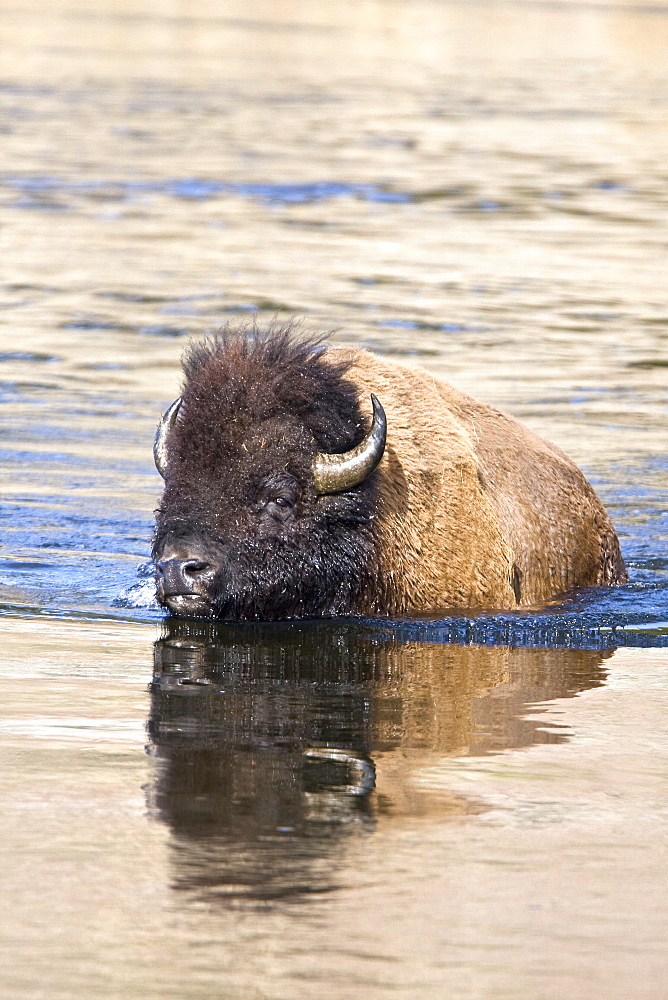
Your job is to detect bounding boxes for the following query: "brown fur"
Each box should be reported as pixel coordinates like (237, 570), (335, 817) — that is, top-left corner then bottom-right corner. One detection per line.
(334, 346), (627, 609)
(153, 327), (627, 618)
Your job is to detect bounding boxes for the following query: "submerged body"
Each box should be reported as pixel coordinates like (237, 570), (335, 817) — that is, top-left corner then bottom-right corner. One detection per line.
(152, 327), (626, 619)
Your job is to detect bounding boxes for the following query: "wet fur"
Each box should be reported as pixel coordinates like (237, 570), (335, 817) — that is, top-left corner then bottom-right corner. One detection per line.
(340, 347), (627, 609)
(153, 323), (627, 619)
(153, 325), (385, 618)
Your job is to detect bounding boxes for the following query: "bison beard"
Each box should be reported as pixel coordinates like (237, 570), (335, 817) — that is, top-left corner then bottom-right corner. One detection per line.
(152, 323), (627, 620)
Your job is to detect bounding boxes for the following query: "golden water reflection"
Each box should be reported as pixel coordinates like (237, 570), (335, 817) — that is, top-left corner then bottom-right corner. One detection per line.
(149, 620), (612, 903)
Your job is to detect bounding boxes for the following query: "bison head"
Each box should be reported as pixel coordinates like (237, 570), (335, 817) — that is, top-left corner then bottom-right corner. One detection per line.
(152, 326), (386, 620)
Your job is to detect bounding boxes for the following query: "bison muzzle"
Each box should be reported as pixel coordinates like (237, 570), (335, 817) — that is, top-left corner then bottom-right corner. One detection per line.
(152, 324), (627, 620)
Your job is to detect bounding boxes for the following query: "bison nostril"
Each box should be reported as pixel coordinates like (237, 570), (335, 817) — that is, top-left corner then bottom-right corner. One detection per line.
(157, 556), (212, 597)
(182, 559), (211, 578)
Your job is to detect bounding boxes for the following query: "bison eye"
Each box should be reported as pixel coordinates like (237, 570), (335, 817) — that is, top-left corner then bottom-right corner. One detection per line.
(264, 495), (295, 523)
(259, 475), (298, 522)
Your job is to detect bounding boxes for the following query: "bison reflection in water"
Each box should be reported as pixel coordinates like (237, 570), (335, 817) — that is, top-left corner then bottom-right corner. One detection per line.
(152, 324), (626, 621)
(147, 620), (613, 905)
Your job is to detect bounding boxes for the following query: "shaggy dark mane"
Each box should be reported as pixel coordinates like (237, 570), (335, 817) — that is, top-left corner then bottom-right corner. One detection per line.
(180, 322), (364, 453)
(153, 321), (383, 620)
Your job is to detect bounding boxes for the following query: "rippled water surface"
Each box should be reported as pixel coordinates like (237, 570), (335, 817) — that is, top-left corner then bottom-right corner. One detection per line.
(1, 1), (668, 997)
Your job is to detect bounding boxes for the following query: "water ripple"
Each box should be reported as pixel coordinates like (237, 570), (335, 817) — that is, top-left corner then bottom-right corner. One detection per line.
(2, 175), (412, 207)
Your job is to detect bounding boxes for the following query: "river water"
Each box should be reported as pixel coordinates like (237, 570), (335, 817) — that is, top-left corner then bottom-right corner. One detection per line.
(1, 1), (667, 997)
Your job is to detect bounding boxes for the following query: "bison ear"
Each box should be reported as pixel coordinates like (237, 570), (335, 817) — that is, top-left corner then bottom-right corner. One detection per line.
(313, 394), (386, 494)
(153, 398), (182, 479)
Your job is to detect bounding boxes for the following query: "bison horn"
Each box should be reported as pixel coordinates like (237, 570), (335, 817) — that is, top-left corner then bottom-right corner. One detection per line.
(153, 397), (182, 479)
(313, 394), (386, 494)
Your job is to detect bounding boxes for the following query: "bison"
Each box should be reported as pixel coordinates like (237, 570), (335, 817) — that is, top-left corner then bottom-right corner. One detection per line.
(152, 324), (626, 620)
